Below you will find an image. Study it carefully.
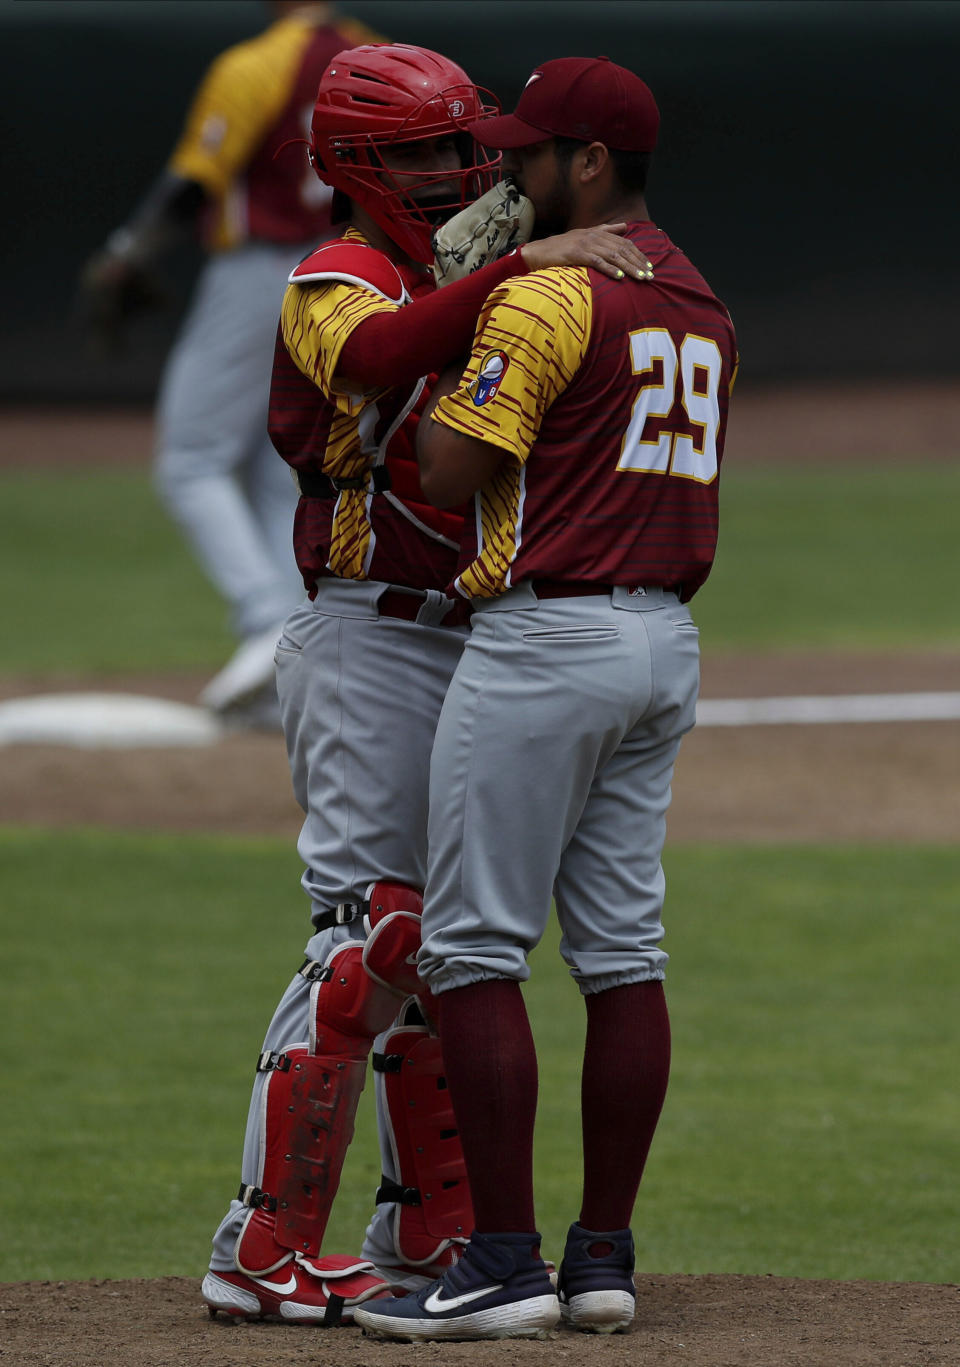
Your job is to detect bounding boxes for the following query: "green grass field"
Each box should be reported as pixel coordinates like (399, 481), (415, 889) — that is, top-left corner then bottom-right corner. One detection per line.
(2, 460), (957, 1287)
(2, 830), (957, 1285)
(700, 464), (959, 649)
(1, 468), (233, 674)
(1, 461), (959, 675)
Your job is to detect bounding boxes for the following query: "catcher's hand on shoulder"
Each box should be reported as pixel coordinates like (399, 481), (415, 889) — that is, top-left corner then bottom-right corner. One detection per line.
(432, 178), (535, 287)
(521, 224), (654, 282)
(77, 248), (166, 354)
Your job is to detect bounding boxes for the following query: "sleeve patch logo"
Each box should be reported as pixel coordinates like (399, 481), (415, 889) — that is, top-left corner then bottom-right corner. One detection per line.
(470, 350), (509, 406)
(200, 114), (228, 153)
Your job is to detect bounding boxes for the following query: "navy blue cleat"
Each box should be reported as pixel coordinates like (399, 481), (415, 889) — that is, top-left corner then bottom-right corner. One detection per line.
(353, 1230), (560, 1341)
(557, 1222), (636, 1333)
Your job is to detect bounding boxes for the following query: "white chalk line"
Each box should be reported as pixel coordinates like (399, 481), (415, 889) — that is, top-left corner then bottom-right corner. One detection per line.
(696, 692), (960, 727)
(0, 690), (957, 748)
(0, 693), (223, 748)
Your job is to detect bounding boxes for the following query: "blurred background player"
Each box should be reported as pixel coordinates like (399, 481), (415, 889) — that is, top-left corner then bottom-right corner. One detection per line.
(199, 42), (651, 1327)
(79, 2), (382, 725)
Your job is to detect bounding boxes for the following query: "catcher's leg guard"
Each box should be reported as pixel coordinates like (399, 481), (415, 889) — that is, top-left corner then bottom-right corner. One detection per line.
(373, 1020), (474, 1269)
(235, 884), (427, 1275)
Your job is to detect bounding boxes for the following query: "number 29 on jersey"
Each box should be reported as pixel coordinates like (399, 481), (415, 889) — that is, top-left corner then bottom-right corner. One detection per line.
(617, 328), (723, 484)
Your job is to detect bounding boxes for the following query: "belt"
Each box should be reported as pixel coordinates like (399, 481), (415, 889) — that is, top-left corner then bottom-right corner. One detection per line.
(531, 580), (681, 600)
(298, 468), (391, 498)
(378, 589), (429, 622)
(531, 580), (617, 599)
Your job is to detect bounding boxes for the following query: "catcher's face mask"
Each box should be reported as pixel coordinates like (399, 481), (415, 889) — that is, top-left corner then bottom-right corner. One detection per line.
(310, 44), (501, 263)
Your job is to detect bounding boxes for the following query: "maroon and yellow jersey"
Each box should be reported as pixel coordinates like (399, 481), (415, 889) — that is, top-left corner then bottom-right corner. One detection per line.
(168, 6), (382, 250)
(269, 229), (462, 593)
(432, 222), (738, 601)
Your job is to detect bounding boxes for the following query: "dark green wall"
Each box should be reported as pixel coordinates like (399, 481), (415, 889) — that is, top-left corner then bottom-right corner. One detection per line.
(1, 0), (957, 401)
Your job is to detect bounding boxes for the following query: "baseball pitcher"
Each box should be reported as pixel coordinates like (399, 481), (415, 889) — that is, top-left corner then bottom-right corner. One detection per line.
(355, 56), (738, 1343)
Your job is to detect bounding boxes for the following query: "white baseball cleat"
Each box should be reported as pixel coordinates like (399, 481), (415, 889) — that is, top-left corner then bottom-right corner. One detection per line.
(556, 1222), (637, 1334)
(200, 623), (285, 713)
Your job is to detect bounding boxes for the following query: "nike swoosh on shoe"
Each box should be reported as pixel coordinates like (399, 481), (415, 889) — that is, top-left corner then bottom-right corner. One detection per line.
(422, 1282), (503, 1313)
(250, 1271), (298, 1295)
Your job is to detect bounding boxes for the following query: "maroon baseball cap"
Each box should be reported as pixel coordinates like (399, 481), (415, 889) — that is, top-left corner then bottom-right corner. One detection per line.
(467, 56), (659, 152)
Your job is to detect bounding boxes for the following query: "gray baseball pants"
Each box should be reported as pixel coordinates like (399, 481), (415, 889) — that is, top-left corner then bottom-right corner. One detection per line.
(418, 583), (701, 995)
(208, 577), (466, 1275)
(154, 241), (307, 639)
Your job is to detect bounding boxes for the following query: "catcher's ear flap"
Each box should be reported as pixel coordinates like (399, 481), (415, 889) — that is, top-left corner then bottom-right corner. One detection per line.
(431, 178), (535, 288)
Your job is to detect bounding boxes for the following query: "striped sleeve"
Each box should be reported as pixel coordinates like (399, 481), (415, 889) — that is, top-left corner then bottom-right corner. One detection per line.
(431, 268), (592, 461)
(167, 21), (309, 195)
(280, 280), (398, 414)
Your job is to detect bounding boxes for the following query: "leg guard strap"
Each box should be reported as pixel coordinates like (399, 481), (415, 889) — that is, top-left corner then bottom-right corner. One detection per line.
(376, 1177), (422, 1207)
(237, 1182), (277, 1213)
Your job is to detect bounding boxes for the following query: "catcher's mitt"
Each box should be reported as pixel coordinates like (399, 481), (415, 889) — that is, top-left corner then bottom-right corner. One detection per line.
(431, 178), (535, 288)
(77, 245), (166, 354)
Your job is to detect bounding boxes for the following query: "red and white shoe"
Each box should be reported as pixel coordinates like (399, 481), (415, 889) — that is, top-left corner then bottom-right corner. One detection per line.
(202, 1253), (390, 1326)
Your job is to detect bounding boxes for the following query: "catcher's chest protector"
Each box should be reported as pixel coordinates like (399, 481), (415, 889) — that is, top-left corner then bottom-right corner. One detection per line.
(288, 241), (463, 547)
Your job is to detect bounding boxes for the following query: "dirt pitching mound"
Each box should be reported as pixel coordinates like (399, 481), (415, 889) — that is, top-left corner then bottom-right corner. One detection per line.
(2, 1272), (957, 1367)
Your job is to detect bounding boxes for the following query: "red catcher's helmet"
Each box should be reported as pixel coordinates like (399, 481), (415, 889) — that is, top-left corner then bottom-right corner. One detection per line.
(310, 44), (501, 263)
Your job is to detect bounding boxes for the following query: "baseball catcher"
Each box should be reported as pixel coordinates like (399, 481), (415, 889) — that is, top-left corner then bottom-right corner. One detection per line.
(200, 40), (653, 1328)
